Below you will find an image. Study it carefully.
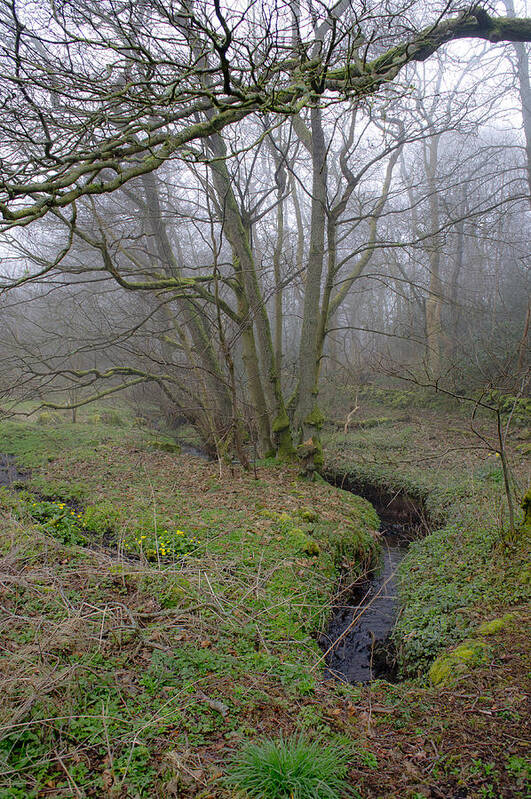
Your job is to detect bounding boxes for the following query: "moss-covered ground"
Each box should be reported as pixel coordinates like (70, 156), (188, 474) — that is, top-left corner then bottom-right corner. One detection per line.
(0, 402), (529, 798)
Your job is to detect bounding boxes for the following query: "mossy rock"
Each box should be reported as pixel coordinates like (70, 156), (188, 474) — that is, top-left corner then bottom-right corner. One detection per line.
(477, 613), (516, 636)
(429, 639), (489, 686)
(151, 440), (181, 454)
(288, 527), (320, 557)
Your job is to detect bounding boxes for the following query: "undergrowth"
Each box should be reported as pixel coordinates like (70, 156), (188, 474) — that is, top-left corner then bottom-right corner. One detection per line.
(0, 418), (378, 798)
(324, 409), (530, 678)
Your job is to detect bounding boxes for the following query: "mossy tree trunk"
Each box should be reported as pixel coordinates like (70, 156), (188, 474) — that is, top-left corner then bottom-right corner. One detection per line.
(293, 107), (328, 472)
(208, 133), (293, 457)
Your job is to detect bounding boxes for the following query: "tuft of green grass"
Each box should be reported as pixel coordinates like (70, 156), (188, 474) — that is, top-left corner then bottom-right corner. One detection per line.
(225, 735), (354, 799)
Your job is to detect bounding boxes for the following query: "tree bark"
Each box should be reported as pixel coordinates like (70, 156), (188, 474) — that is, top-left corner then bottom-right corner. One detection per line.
(294, 108), (328, 470)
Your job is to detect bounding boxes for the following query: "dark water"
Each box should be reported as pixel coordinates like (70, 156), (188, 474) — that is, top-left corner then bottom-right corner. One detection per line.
(321, 522), (411, 683)
(178, 441), (213, 460)
(0, 454), (28, 487)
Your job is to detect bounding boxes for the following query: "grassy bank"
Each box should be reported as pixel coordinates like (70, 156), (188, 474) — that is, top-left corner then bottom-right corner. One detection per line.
(0, 409), (529, 798)
(323, 401), (530, 677)
(0, 418), (378, 798)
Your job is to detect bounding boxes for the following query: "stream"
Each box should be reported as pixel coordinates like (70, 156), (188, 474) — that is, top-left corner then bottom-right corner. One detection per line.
(321, 473), (427, 683)
(321, 522), (411, 682)
(0, 454), (27, 487)
(1, 447), (423, 683)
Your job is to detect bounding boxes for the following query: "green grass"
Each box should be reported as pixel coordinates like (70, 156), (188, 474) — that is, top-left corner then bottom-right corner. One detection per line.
(225, 735), (354, 799)
(0, 410), (528, 798)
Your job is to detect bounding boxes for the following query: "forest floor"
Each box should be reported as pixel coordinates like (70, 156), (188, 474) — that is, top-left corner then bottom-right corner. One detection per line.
(0, 399), (529, 798)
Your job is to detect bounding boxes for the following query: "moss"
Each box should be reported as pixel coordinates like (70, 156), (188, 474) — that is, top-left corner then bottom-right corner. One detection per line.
(272, 410), (290, 433)
(303, 539), (321, 556)
(304, 405), (325, 429)
(271, 411), (295, 458)
(151, 440), (181, 454)
(288, 527), (320, 557)
(477, 614), (515, 636)
(257, 508), (280, 520)
(429, 639), (489, 686)
(298, 507), (319, 523)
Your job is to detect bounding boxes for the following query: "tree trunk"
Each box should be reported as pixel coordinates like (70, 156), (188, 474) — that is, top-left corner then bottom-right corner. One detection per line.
(208, 133), (293, 456)
(294, 107), (328, 472)
(424, 134), (444, 377)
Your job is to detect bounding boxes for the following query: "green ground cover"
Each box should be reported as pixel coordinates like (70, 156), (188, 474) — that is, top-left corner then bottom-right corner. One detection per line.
(323, 400), (530, 677)
(0, 405), (529, 798)
(0, 417), (378, 798)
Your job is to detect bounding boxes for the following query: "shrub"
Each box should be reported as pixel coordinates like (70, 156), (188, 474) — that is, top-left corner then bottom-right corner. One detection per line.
(225, 735), (354, 799)
(37, 411), (62, 426)
(100, 409), (127, 426)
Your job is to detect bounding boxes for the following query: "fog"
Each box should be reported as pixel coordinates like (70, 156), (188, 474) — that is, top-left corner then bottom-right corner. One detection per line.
(0, 0), (529, 463)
